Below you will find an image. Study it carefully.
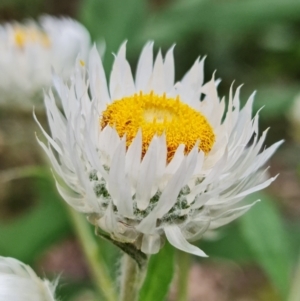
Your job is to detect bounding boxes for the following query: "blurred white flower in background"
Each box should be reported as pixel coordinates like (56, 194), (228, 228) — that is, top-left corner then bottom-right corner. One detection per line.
(35, 42), (282, 257)
(0, 15), (90, 109)
(0, 256), (57, 301)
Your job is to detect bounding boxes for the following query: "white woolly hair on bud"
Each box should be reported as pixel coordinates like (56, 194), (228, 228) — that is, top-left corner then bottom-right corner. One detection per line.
(0, 256), (57, 301)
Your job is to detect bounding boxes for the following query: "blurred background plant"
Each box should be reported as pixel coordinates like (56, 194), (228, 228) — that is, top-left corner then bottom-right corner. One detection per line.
(0, 0), (300, 300)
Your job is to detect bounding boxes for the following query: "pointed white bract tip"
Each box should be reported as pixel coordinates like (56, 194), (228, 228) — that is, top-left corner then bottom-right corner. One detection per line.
(116, 40), (128, 57)
(215, 78), (222, 87)
(168, 43), (176, 52)
(121, 39), (128, 47)
(165, 226), (209, 257)
(0, 256), (57, 301)
(212, 70), (217, 79)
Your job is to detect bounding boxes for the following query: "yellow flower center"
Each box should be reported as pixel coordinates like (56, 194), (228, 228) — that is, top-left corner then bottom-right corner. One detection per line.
(100, 92), (215, 161)
(13, 26), (51, 49)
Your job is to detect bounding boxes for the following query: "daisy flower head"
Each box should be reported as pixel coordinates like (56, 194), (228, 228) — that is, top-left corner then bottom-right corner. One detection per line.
(0, 256), (57, 301)
(36, 42), (283, 257)
(0, 15), (90, 109)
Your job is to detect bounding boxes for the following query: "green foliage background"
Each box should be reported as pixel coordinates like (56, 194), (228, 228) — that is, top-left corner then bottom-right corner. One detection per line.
(0, 0), (300, 300)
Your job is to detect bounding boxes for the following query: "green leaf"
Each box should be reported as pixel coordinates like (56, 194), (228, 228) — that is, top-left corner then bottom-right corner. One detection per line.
(139, 0), (300, 45)
(252, 85), (299, 119)
(198, 222), (256, 263)
(286, 221), (300, 259)
(0, 174), (71, 263)
(239, 192), (292, 298)
(79, 0), (147, 70)
(140, 242), (175, 301)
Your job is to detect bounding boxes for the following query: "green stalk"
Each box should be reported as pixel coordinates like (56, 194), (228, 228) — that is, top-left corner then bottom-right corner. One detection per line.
(176, 250), (190, 301)
(119, 254), (148, 301)
(288, 252), (300, 301)
(67, 206), (117, 301)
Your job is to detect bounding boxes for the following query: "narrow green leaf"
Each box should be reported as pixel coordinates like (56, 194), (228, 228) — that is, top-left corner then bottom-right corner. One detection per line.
(140, 242), (175, 301)
(239, 192), (292, 298)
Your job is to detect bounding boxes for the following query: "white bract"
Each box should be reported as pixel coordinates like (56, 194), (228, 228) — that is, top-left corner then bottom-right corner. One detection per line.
(36, 42), (282, 256)
(0, 256), (57, 301)
(0, 15), (90, 108)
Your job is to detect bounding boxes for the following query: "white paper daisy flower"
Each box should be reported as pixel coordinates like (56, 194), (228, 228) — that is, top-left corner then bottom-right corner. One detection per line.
(0, 256), (57, 301)
(35, 42), (283, 257)
(0, 15), (90, 109)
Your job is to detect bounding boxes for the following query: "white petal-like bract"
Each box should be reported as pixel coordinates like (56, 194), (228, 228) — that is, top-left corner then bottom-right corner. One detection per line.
(0, 256), (57, 301)
(36, 42), (282, 256)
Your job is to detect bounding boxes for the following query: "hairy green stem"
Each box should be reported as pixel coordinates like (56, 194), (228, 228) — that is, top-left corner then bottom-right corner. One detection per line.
(119, 254), (148, 301)
(288, 252), (300, 301)
(176, 250), (190, 301)
(67, 207), (117, 301)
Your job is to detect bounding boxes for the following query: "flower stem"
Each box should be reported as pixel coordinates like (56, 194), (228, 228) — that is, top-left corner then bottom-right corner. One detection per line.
(67, 206), (117, 301)
(288, 251), (300, 301)
(176, 250), (190, 301)
(119, 254), (148, 301)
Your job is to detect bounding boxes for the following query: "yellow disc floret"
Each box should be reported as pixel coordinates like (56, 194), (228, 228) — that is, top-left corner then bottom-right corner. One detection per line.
(100, 92), (215, 161)
(14, 26), (51, 49)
